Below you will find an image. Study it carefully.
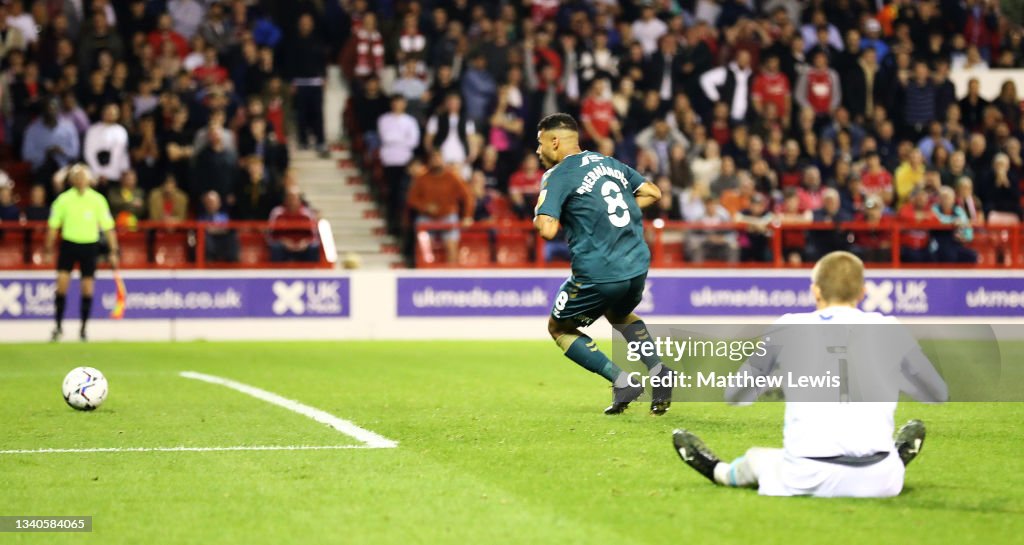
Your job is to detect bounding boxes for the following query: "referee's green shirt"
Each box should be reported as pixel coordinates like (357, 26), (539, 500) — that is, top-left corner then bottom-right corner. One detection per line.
(48, 188), (115, 244)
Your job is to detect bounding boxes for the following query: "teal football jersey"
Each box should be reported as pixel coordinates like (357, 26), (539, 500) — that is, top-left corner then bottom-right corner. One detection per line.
(535, 151), (650, 283)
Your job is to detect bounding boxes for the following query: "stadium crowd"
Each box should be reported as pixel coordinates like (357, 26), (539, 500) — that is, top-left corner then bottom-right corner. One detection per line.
(0, 0), (333, 263)
(345, 0), (1024, 266)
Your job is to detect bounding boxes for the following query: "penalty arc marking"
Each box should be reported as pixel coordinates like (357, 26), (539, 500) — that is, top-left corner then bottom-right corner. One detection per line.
(179, 371), (398, 449)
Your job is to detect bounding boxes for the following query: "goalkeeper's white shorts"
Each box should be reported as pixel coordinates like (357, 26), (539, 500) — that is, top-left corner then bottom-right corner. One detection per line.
(755, 448), (906, 498)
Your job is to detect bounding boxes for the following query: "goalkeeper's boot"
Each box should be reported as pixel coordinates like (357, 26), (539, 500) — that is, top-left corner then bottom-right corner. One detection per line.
(895, 419), (926, 467)
(650, 365), (674, 416)
(50, 327), (62, 343)
(604, 382), (643, 415)
(673, 429), (721, 483)
(79, 327), (88, 343)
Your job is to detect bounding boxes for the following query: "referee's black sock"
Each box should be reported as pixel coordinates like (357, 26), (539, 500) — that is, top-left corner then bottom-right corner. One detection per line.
(54, 294), (66, 331)
(80, 295), (93, 333)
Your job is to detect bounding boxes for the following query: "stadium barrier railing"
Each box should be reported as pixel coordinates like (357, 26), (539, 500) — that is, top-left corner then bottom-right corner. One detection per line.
(0, 220), (335, 270)
(412, 219), (1024, 269)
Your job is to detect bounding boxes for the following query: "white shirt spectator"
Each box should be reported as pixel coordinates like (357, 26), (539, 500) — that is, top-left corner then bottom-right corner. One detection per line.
(631, 15), (667, 55)
(377, 112), (420, 167)
(426, 114), (476, 166)
(168, 0), (204, 39)
(6, 12), (37, 44)
(84, 121), (130, 181)
(699, 62), (754, 121)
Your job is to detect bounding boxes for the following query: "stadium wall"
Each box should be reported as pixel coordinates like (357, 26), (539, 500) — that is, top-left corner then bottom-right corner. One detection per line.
(1, 269), (1023, 342)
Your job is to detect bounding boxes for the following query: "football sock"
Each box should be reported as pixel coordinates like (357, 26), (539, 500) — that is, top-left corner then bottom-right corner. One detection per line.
(557, 334), (623, 383)
(714, 458), (756, 487)
(55, 293), (66, 331)
(714, 448), (775, 488)
(615, 316), (662, 371)
(80, 295), (92, 331)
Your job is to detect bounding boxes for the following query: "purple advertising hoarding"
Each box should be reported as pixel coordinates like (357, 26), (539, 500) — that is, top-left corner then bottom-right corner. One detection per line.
(396, 274), (1024, 318)
(0, 275), (349, 319)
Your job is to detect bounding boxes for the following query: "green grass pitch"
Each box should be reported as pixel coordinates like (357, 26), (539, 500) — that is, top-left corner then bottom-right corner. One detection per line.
(2, 341), (1022, 544)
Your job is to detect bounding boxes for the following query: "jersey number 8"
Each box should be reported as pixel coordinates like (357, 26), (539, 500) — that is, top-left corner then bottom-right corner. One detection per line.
(601, 181), (630, 227)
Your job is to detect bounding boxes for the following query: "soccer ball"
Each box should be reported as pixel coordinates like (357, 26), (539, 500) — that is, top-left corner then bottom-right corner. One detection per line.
(62, 367), (108, 411)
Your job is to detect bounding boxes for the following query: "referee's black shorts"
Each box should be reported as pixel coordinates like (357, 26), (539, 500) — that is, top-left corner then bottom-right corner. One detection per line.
(57, 240), (100, 278)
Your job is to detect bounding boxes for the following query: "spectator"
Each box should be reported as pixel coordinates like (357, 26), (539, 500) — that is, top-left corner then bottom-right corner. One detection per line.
(735, 193), (773, 262)
(807, 187), (853, 260)
(918, 121), (954, 165)
(107, 169), (146, 228)
(981, 153), (1023, 219)
(192, 128), (236, 204)
(424, 93), (479, 177)
(685, 194), (739, 264)
(286, 14), (328, 156)
(345, 12), (384, 81)
(959, 78), (988, 132)
(460, 53), (497, 126)
(193, 108), (237, 159)
(406, 151), (474, 264)
(378, 95), (420, 233)
(148, 174), (189, 222)
(751, 55), (790, 125)
(197, 191), (239, 263)
(901, 61), (938, 140)
(932, 186), (977, 263)
(631, 5), (667, 56)
(234, 158), (274, 221)
(941, 150), (974, 189)
(84, 103), (131, 187)
(268, 188), (320, 263)
(797, 166), (825, 212)
(391, 59), (429, 118)
(79, 12), (124, 74)
(894, 149), (926, 205)
(690, 140), (722, 187)
(508, 154), (542, 219)
(238, 116), (289, 179)
(897, 189), (934, 263)
(637, 118), (687, 177)
(860, 151), (892, 195)
(0, 181), (18, 221)
(22, 97), (80, 184)
(0, 5), (26, 59)
(850, 196), (893, 263)
(580, 78), (619, 147)
(777, 187), (813, 264)
(644, 174), (682, 221)
(795, 50), (841, 121)
(699, 49), (754, 123)
(487, 85), (525, 186)
(168, 0), (204, 40)
(955, 176), (984, 223)
(24, 185), (50, 221)
(352, 76), (389, 149)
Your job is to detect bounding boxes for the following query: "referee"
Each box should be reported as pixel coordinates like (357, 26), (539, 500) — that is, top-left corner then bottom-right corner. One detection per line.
(44, 165), (119, 341)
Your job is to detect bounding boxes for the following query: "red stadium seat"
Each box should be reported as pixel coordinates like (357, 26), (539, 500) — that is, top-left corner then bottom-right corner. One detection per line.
(495, 233), (530, 265)
(458, 232), (491, 266)
(153, 231), (192, 267)
(0, 233), (24, 267)
(118, 232), (149, 268)
(238, 232), (269, 264)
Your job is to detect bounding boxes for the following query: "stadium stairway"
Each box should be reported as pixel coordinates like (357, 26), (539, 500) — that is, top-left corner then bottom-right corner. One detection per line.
(291, 148), (403, 269)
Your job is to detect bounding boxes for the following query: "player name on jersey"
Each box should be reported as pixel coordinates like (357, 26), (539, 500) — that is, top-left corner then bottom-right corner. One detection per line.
(577, 163), (629, 195)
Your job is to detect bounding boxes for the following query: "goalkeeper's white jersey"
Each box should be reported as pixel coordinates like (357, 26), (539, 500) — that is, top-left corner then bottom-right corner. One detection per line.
(771, 306), (914, 458)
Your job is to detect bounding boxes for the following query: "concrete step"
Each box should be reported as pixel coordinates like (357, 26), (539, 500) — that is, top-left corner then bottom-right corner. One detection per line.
(342, 252), (404, 269)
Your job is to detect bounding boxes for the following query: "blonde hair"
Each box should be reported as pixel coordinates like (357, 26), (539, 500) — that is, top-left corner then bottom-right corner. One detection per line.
(811, 251), (865, 304)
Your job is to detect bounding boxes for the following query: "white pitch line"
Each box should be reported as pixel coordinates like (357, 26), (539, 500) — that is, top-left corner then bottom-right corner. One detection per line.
(179, 371), (398, 449)
(0, 445), (374, 455)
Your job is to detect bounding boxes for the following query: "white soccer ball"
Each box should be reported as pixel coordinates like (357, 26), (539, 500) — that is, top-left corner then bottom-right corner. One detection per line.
(62, 367), (108, 411)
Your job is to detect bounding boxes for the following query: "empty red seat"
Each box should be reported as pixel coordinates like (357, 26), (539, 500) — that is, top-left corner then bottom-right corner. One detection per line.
(495, 233), (530, 265)
(0, 234), (24, 267)
(153, 232), (191, 267)
(118, 232), (148, 268)
(238, 232), (269, 264)
(458, 232), (491, 266)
